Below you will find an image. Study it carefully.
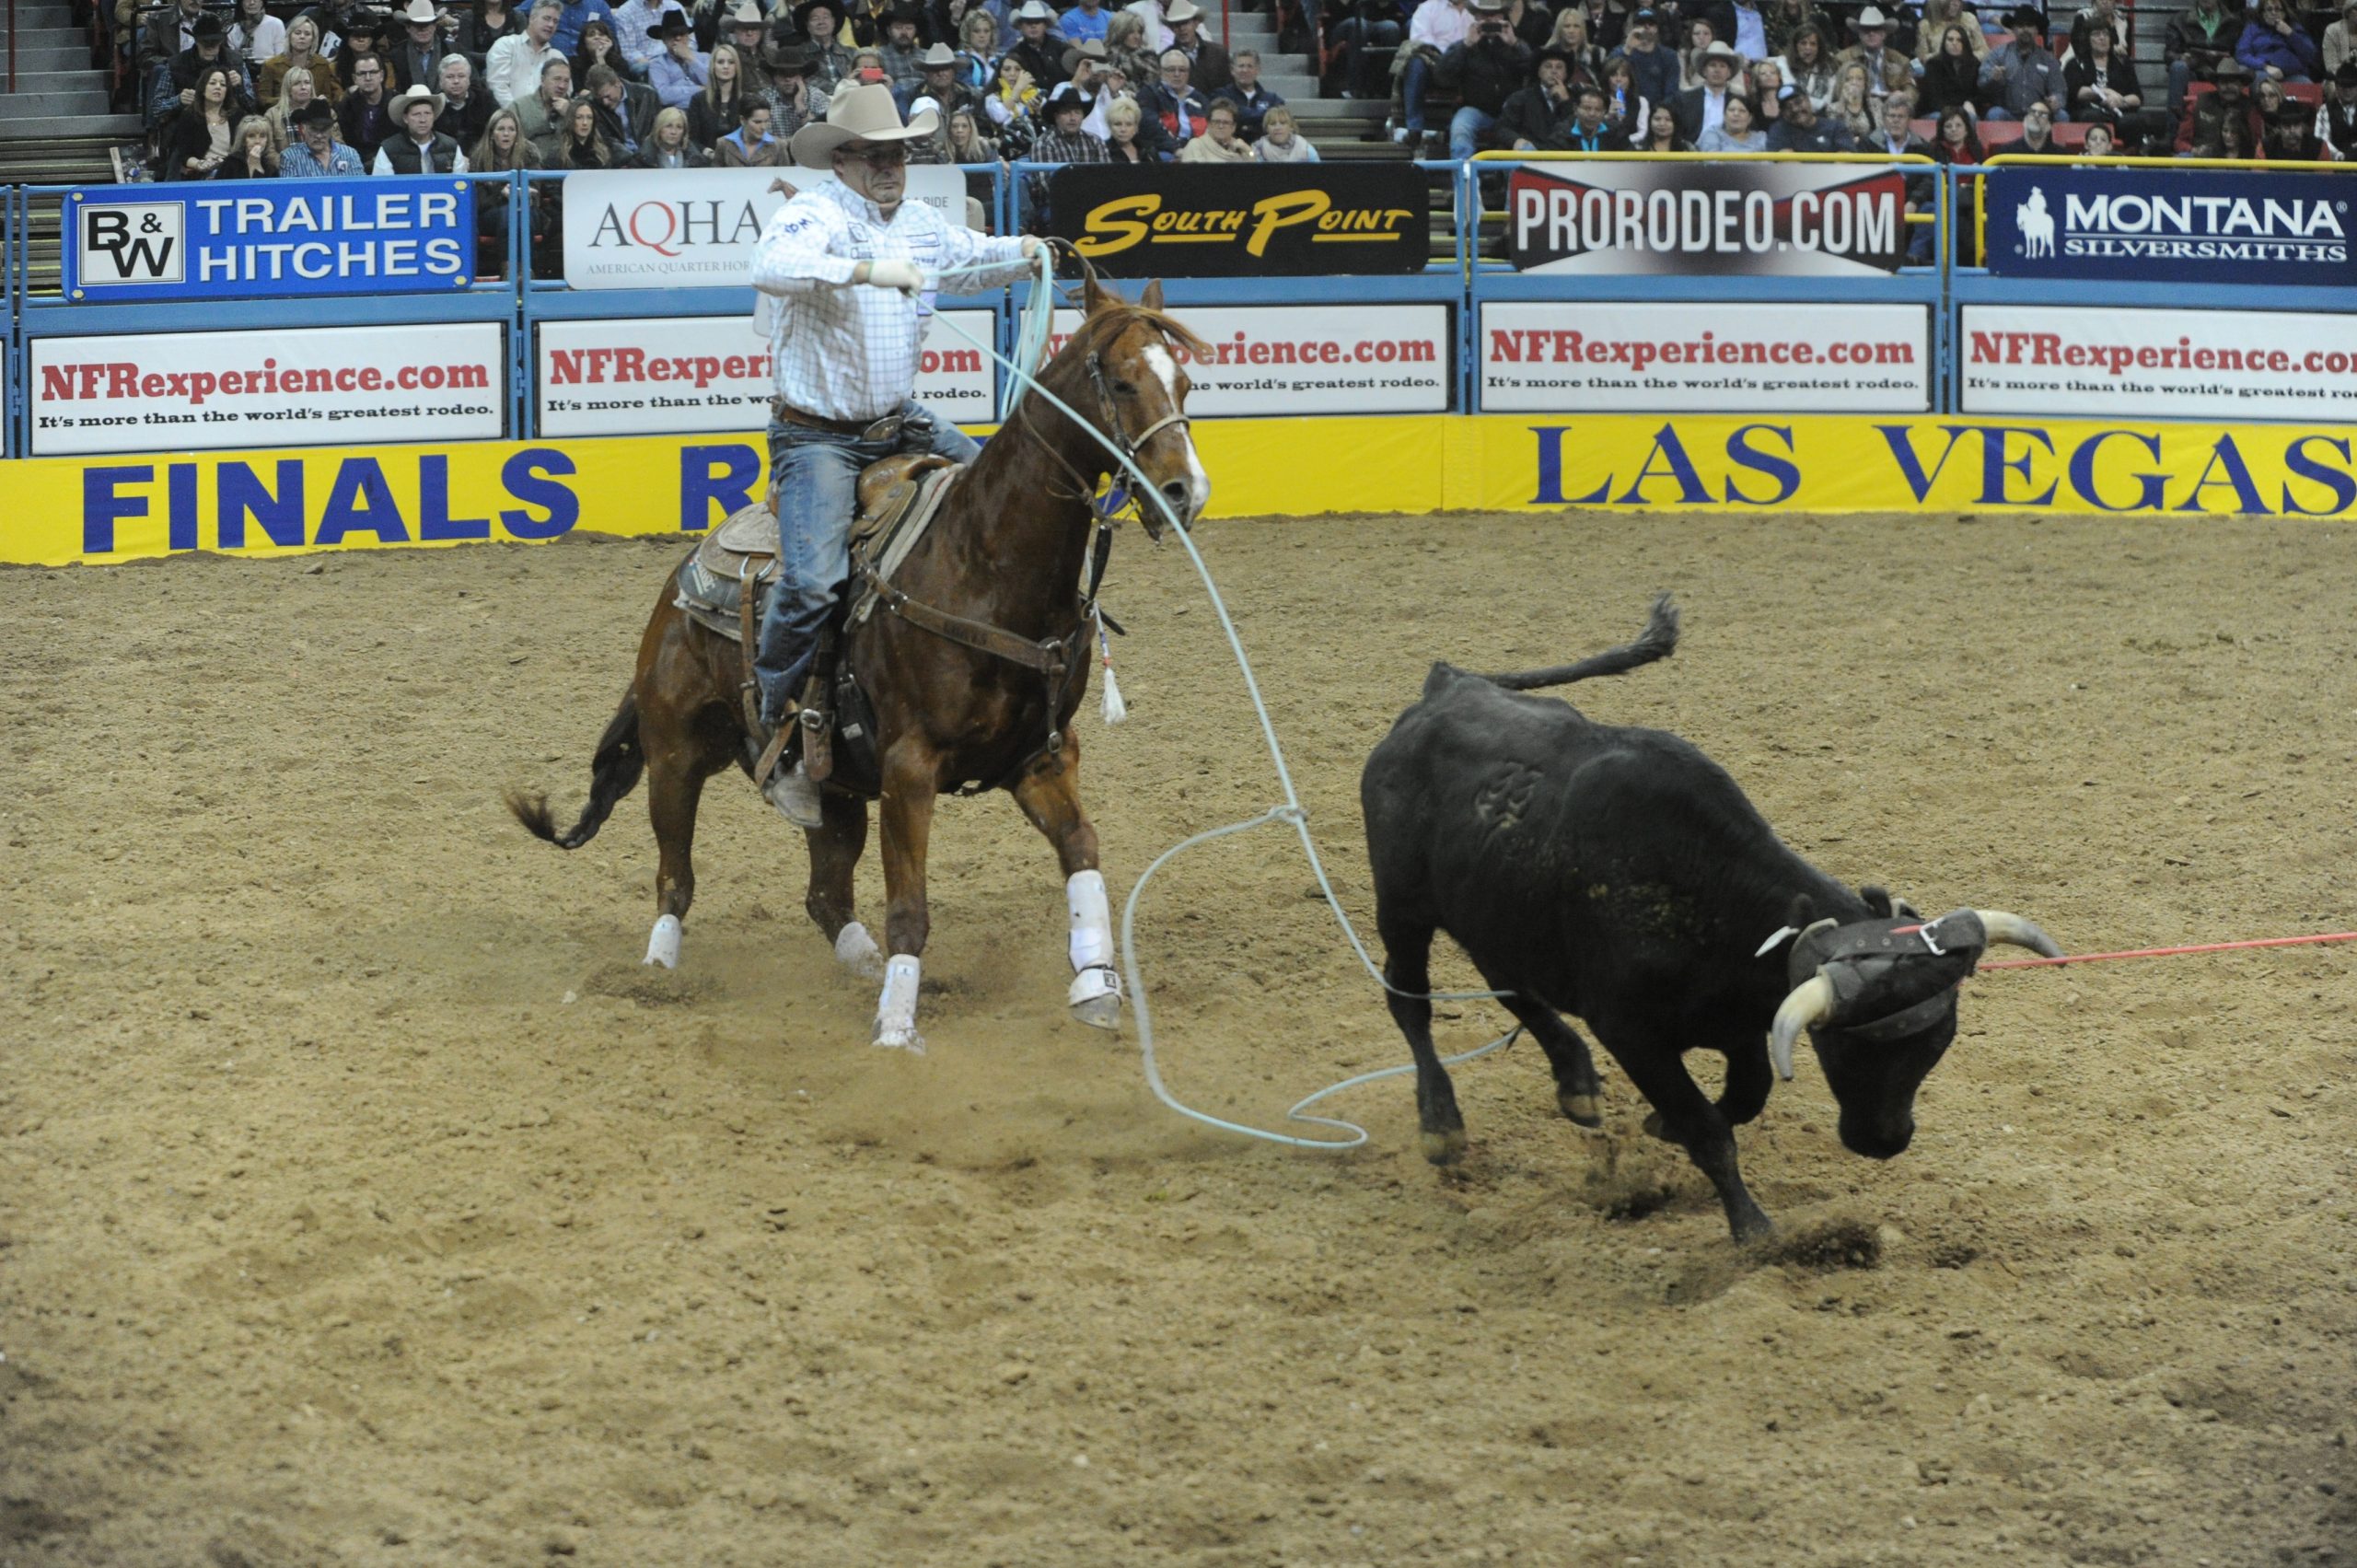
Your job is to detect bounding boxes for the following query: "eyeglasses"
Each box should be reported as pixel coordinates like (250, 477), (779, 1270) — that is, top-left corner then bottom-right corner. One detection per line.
(840, 143), (909, 168)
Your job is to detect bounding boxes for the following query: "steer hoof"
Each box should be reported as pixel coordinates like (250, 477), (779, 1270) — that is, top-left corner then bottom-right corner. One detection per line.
(1642, 1110), (1677, 1144)
(1559, 1090), (1602, 1128)
(1420, 1127), (1467, 1166)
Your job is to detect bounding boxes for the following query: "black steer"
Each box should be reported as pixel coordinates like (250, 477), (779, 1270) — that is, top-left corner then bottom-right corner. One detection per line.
(1360, 597), (2061, 1242)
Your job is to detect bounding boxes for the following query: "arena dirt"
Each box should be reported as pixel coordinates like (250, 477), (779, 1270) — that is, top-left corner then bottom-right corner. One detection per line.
(3, 510), (2353, 1568)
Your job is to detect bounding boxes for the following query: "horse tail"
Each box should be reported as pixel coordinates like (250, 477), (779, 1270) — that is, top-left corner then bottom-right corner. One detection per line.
(505, 685), (644, 850)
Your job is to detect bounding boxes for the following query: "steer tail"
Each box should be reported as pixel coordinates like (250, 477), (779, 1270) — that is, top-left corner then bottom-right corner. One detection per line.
(1480, 593), (1680, 691)
(505, 686), (645, 851)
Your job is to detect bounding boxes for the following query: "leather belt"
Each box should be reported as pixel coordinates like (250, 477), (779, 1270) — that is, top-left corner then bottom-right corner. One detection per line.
(772, 399), (903, 443)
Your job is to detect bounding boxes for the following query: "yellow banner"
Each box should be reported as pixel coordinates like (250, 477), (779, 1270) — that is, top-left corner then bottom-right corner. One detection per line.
(7, 413), (2353, 566)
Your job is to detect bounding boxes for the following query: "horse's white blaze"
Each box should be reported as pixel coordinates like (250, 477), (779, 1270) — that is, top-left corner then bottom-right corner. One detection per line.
(1140, 343), (1211, 523)
(874, 953), (924, 1052)
(644, 913), (682, 970)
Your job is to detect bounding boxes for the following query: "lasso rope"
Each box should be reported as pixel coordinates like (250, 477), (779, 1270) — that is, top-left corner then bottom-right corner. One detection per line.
(925, 252), (1517, 1150)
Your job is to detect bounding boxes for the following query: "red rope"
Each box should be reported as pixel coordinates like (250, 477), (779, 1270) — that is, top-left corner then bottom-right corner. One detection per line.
(1981, 931), (2357, 970)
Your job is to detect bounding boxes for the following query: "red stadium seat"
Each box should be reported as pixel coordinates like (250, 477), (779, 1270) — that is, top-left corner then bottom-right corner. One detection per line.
(1979, 119), (2026, 145)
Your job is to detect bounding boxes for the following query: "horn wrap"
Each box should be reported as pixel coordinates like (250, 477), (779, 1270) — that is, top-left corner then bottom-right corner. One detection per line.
(1768, 972), (1835, 1082)
(1975, 909), (2063, 958)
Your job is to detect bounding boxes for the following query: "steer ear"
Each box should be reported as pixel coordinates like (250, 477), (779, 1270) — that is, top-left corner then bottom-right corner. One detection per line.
(1783, 892), (1816, 931)
(1860, 885), (1894, 919)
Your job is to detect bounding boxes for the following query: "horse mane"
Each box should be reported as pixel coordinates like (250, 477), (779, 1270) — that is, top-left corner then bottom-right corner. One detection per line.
(1054, 299), (1214, 372)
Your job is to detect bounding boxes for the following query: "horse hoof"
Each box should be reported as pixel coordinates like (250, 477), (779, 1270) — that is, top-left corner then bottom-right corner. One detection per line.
(1068, 965), (1122, 1031)
(1559, 1090), (1602, 1128)
(643, 914), (682, 970)
(834, 921), (885, 981)
(872, 1022), (926, 1055)
(1421, 1128), (1467, 1165)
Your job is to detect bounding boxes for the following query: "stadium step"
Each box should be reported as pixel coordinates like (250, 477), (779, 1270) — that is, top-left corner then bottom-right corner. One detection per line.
(0, 88), (115, 119)
(0, 41), (96, 71)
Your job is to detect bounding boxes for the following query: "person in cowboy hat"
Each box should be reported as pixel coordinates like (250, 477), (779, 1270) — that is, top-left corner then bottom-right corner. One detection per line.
(720, 0), (767, 63)
(875, 1), (931, 88)
(1672, 36), (1741, 139)
(1979, 5), (2065, 120)
(388, 0), (449, 90)
(612, 0), (686, 75)
(371, 78), (471, 168)
(744, 82), (1044, 826)
(1003, 0), (1070, 86)
(1837, 6), (1911, 99)
(760, 35), (828, 133)
(791, 0), (858, 87)
(1162, 0), (1226, 93)
(647, 11), (710, 105)
(902, 39), (975, 114)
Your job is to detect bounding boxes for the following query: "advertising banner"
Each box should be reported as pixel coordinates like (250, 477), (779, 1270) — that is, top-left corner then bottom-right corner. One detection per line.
(1480, 302), (1930, 412)
(60, 178), (476, 302)
(1044, 165), (1428, 276)
(29, 323), (505, 456)
(9, 412), (2357, 565)
(1506, 161), (1909, 276)
(536, 310), (998, 436)
(1959, 305), (2357, 423)
(561, 166), (973, 289)
(1981, 167), (2357, 286)
(1047, 304), (1449, 414)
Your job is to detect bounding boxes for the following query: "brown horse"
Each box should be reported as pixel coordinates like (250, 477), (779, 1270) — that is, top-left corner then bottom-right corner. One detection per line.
(508, 275), (1210, 1051)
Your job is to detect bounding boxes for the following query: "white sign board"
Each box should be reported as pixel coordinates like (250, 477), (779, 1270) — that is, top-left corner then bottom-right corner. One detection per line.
(537, 310), (998, 435)
(1959, 305), (2357, 424)
(1048, 304), (1450, 417)
(29, 323), (505, 456)
(562, 167), (975, 289)
(1480, 302), (1932, 413)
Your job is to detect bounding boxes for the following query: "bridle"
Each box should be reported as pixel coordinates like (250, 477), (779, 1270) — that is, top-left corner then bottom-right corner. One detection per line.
(1017, 324), (1191, 512)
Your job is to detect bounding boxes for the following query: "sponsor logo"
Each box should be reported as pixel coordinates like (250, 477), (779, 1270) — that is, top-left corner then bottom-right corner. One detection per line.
(75, 203), (184, 285)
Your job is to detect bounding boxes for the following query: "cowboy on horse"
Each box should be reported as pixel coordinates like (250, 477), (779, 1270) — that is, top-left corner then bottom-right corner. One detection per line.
(746, 82), (1046, 828)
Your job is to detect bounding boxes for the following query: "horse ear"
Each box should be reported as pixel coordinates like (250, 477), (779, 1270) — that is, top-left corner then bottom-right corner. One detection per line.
(1139, 279), (1164, 311)
(1083, 269), (1119, 315)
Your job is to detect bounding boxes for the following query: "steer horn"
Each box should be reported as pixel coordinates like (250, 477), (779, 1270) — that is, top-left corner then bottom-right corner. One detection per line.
(1768, 972), (1835, 1082)
(1975, 909), (2064, 959)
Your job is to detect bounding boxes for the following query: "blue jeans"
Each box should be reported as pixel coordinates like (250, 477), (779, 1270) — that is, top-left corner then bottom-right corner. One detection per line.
(751, 399), (978, 724)
(1449, 104), (1497, 159)
(1401, 51), (1434, 131)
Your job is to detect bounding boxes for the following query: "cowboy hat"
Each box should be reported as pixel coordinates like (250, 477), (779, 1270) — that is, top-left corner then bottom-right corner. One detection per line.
(1701, 38), (1738, 59)
(1011, 0), (1053, 19)
(762, 35), (815, 69)
(398, 0), (438, 25)
(918, 40), (958, 64)
(790, 0), (845, 27)
(191, 11), (226, 38)
(787, 79), (938, 166)
(1164, 0), (1202, 20)
(2211, 53), (2253, 77)
(653, 10), (692, 35)
(1854, 6), (1888, 27)
(1061, 37), (1106, 70)
(724, 0), (765, 24)
(389, 81), (438, 112)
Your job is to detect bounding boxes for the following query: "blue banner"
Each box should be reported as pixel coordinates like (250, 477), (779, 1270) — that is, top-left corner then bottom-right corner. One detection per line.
(61, 177), (477, 302)
(1983, 166), (2356, 287)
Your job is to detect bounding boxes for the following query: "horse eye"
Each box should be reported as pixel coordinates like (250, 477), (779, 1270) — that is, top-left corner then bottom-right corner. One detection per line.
(1114, 380), (1137, 395)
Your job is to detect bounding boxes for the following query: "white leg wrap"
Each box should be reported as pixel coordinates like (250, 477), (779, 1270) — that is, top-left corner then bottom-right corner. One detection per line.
(833, 921), (885, 981)
(1067, 869), (1112, 973)
(873, 954), (924, 1053)
(643, 913), (682, 970)
(1069, 961), (1122, 1031)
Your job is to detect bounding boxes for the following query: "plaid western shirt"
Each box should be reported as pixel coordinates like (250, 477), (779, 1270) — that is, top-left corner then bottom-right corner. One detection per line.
(749, 177), (1030, 423)
(1029, 126), (1111, 162)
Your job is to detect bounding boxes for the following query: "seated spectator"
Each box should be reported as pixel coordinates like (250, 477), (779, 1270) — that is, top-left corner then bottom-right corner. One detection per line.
(1694, 87), (1765, 145)
(342, 52), (402, 160)
(1394, 0), (1478, 153)
(1178, 95), (1254, 157)
(2166, 0), (2236, 115)
(389, 0), (452, 92)
(1635, 99), (1693, 145)
(373, 81), (470, 169)
(1598, 52), (1653, 138)
(2319, 58), (2357, 157)
(613, 0), (687, 78)
(648, 14), (710, 107)
(515, 56), (577, 154)
(1980, 6), (2065, 120)
(140, 0), (209, 79)
(715, 97), (788, 159)
(1326, 0), (1407, 102)
(2181, 55), (2259, 150)
(1913, 0), (1980, 64)
(1571, 80), (1635, 145)
(2238, 0), (2320, 83)
(1436, 0), (1535, 158)
(901, 93), (956, 163)
(1829, 58), (1873, 134)
(908, 41), (976, 116)
(157, 15), (252, 131)
(266, 66), (320, 147)
(1542, 7), (1608, 82)
(2079, 118), (2115, 155)
(2262, 94), (2320, 156)
(1062, 0), (1115, 45)
(2016, 96), (2059, 149)
(586, 62), (661, 154)
(468, 108), (543, 269)
(1748, 57), (1792, 122)
(228, 0), (287, 75)
(2069, 23), (2165, 146)
(2328, 0), (2357, 79)
(1501, 45), (1581, 145)
(437, 54), (497, 144)
(947, 102), (1002, 162)
(960, 9), (1010, 94)
(874, 3), (927, 93)
(1761, 0), (1823, 60)
(260, 16), (343, 108)
(551, 0), (623, 59)
(217, 113), (281, 175)
(1770, 80), (1852, 144)
(166, 63), (243, 178)
(1146, 46), (1208, 147)
(1711, 0), (1771, 64)
(1673, 37), (1742, 138)
(574, 16), (628, 85)
(688, 40), (750, 145)
(1167, 0), (1229, 93)
(488, 0), (565, 107)
(283, 97), (370, 172)
(1678, 17), (1726, 92)
(2191, 98), (2255, 154)
(1032, 78), (1113, 157)
(986, 53), (1046, 155)
(1501, 0), (1550, 50)
(1255, 100), (1319, 157)
(1774, 18), (1836, 105)
(633, 102), (712, 160)
(1838, 6), (1910, 88)
(1918, 22), (1979, 113)
(467, 0), (526, 56)
(1005, 0), (1071, 87)
(716, 0), (766, 70)
(335, 10), (391, 92)
(2063, 0), (2127, 66)
(1100, 92), (1155, 157)
(1213, 48), (1283, 136)
(1930, 98), (1980, 161)
(558, 92), (617, 163)
(1616, 8), (1679, 109)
